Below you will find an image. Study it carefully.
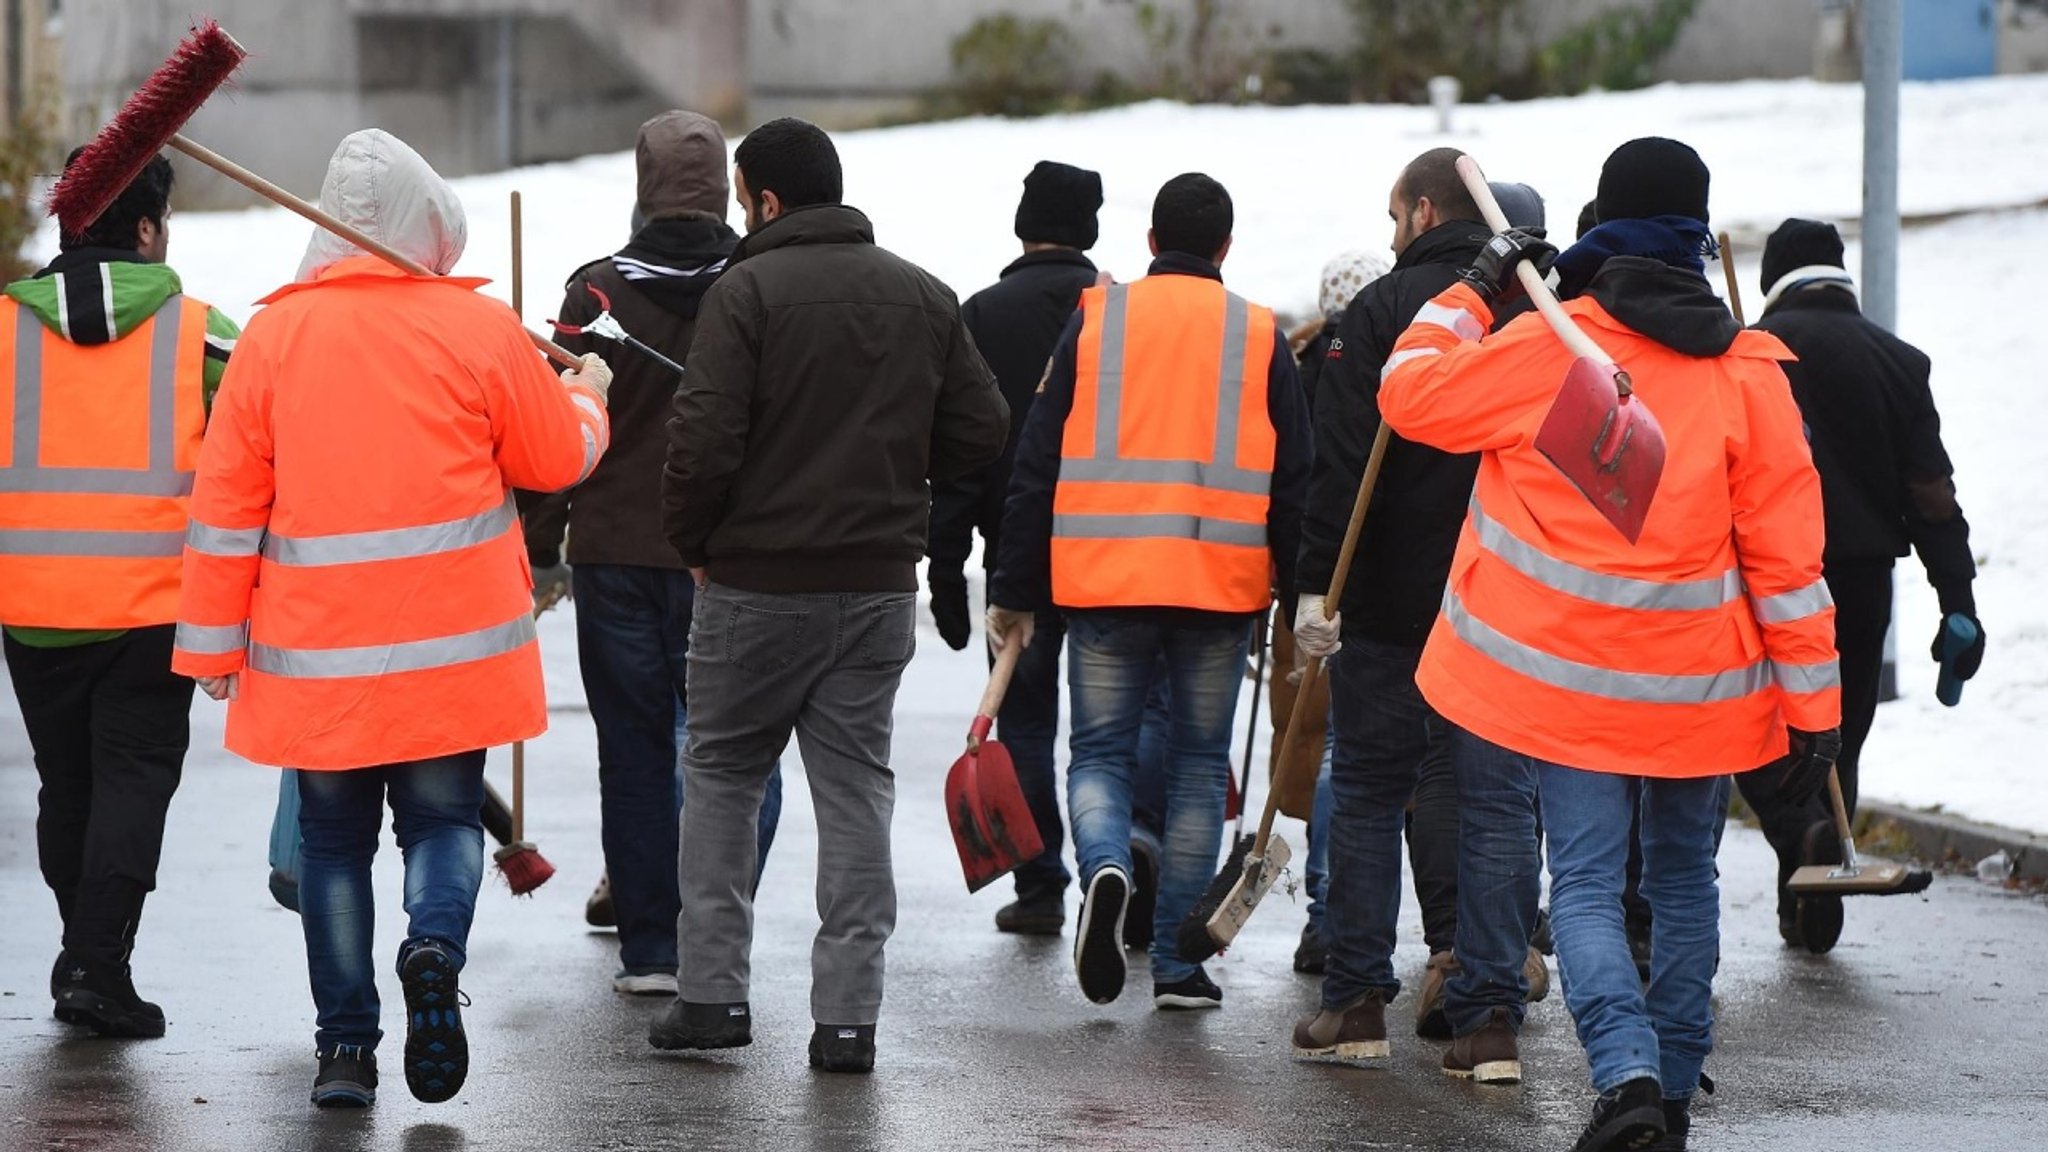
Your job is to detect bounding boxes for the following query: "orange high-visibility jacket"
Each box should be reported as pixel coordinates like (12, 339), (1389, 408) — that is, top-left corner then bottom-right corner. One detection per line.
(1052, 276), (1279, 614)
(172, 258), (609, 771)
(1379, 281), (1841, 777)
(0, 296), (211, 628)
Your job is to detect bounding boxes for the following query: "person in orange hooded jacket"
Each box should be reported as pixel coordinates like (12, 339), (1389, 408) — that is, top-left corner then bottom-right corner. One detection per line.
(171, 130), (612, 1110)
(1375, 139), (1841, 1152)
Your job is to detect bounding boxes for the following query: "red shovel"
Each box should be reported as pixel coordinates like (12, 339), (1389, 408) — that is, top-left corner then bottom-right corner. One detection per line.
(1455, 155), (1668, 543)
(947, 636), (1045, 893)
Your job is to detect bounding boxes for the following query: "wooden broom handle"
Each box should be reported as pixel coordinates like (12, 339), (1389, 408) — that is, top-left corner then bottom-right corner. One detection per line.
(979, 634), (1025, 720)
(511, 190), (525, 320)
(1718, 231), (1746, 325)
(167, 134), (580, 370)
(1252, 422), (1393, 854)
(511, 740), (526, 843)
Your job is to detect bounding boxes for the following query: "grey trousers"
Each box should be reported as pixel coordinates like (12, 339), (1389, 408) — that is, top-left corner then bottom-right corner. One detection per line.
(677, 581), (914, 1025)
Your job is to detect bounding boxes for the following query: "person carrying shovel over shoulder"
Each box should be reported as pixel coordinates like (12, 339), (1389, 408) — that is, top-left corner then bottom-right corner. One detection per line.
(173, 129), (614, 1109)
(1376, 138), (1841, 1152)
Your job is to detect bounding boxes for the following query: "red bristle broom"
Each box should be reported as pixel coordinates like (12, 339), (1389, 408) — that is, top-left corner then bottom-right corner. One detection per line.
(46, 19), (581, 370)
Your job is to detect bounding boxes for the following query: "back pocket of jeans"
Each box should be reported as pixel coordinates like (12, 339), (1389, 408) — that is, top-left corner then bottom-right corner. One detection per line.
(856, 596), (917, 669)
(726, 602), (808, 674)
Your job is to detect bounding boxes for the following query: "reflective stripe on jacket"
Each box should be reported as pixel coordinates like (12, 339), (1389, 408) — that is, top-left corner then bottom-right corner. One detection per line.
(172, 257), (609, 770)
(1379, 280), (1841, 778)
(0, 296), (209, 628)
(1051, 276), (1278, 614)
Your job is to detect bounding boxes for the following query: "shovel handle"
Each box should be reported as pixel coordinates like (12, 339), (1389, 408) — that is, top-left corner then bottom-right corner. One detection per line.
(1717, 231), (1745, 325)
(1454, 155), (1618, 377)
(970, 636), (1026, 748)
(167, 134), (581, 371)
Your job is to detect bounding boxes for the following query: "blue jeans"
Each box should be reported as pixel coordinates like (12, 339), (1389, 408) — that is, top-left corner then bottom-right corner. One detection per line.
(1066, 611), (1248, 983)
(1538, 753), (1724, 1097)
(1441, 727), (1543, 1036)
(1304, 727), (1334, 930)
(297, 752), (486, 1053)
(575, 564), (781, 973)
(1320, 640), (1453, 1009)
(1131, 653), (1172, 851)
(993, 609), (1069, 898)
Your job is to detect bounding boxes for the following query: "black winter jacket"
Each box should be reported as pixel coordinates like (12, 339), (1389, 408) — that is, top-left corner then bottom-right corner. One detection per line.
(929, 248), (1098, 582)
(1298, 220), (1497, 646)
(989, 253), (1312, 623)
(522, 216), (735, 570)
(662, 204), (1010, 593)
(1756, 287), (1975, 612)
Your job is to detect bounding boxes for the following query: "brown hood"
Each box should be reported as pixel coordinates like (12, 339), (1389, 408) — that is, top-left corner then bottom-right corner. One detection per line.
(637, 111), (729, 222)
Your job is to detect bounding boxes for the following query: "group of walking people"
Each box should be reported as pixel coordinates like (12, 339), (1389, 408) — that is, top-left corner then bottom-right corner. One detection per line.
(1, 98), (1980, 1152)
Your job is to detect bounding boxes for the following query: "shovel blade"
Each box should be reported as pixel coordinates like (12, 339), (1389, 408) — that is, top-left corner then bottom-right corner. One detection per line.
(1788, 858), (1933, 896)
(945, 740), (1046, 894)
(1534, 356), (1667, 544)
(1201, 836), (1293, 950)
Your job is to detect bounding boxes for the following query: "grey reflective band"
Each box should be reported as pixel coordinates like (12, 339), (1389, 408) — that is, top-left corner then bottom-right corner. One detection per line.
(249, 614), (537, 679)
(0, 528), (186, 558)
(1413, 301), (1486, 342)
(1053, 513), (1266, 548)
(1752, 580), (1834, 625)
(1211, 295), (1248, 469)
(262, 498), (515, 567)
(1091, 284), (1128, 456)
(1057, 456), (1271, 495)
(1, 299), (193, 498)
(1444, 589), (1772, 705)
(1469, 500), (1742, 612)
(1773, 658), (1842, 695)
(186, 520), (266, 557)
(576, 424), (599, 484)
(1380, 346), (1442, 382)
(175, 620), (249, 654)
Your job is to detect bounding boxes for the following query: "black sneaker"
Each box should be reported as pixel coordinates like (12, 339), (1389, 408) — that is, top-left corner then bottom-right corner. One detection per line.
(585, 873), (616, 929)
(1795, 819), (1845, 955)
(397, 941), (468, 1104)
(994, 891), (1065, 936)
(808, 1023), (876, 1074)
(1125, 840), (1159, 953)
(53, 960), (165, 1038)
(1074, 866), (1130, 1004)
(1293, 923), (1327, 975)
(649, 999), (754, 1050)
(1154, 966), (1222, 1010)
(1572, 1077), (1667, 1152)
(310, 1044), (378, 1108)
(1647, 1095), (1692, 1151)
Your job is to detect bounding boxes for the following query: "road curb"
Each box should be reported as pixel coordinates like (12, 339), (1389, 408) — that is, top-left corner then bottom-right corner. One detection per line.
(1861, 800), (2048, 882)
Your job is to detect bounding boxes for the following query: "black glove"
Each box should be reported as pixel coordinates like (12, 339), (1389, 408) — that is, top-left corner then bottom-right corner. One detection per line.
(1780, 726), (1843, 809)
(1459, 228), (1559, 306)
(1931, 613), (1986, 681)
(928, 569), (972, 652)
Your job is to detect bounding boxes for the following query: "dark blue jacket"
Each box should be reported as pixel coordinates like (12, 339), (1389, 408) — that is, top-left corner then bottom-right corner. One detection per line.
(989, 252), (1312, 623)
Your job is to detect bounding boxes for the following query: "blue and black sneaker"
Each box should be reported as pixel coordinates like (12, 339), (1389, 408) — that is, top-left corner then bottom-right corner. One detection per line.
(398, 940), (468, 1104)
(311, 1044), (377, 1108)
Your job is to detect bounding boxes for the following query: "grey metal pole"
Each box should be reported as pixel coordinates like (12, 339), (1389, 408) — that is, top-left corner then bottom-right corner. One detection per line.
(496, 14), (517, 171)
(1864, 0), (1903, 701)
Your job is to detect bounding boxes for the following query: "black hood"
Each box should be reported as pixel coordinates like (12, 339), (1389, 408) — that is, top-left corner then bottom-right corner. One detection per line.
(1583, 256), (1741, 358)
(608, 216), (739, 318)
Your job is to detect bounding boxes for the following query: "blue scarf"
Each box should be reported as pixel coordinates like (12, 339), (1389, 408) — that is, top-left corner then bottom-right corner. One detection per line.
(1553, 215), (1716, 298)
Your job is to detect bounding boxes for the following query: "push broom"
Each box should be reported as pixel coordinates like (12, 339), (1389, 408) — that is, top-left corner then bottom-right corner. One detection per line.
(1178, 423), (1391, 963)
(45, 20), (581, 371)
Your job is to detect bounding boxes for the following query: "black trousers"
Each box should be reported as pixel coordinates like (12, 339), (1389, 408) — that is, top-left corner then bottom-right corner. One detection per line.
(5, 624), (192, 964)
(1736, 560), (1893, 903)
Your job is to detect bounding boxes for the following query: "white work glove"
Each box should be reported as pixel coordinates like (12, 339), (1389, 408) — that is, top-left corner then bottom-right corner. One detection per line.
(986, 605), (1036, 657)
(562, 352), (613, 404)
(1294, 594), (1342, 661)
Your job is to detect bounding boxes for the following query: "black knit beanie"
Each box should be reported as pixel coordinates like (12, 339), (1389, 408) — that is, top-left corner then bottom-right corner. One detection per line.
(1015, 160), (1103, 251)
(1596, 137), (1710, 226)
(1760, 218), (1847, 297)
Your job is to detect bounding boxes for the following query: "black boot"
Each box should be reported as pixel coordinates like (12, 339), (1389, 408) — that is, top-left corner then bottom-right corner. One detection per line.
(650, 999), (754, 1050)
(809, 1023), (876, 1074)
(1795, 820), (1845, 954)
(55, 880), (162, 1038)
(398, 940), (469, 1103)
(1571, 1077), (1666, 1152)
(994, 887), (1065, 935)
(1647, 1094), (1692, 1151)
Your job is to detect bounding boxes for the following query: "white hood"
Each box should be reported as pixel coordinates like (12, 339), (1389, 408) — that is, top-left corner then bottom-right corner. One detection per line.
(297, 129), (467, 281)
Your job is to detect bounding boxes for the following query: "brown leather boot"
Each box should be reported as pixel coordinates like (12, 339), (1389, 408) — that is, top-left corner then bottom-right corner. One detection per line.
(1415, 950), (1456, 1039)
(1291, 990), (1389, 1063)
(1442, 1007), (1522, 1084)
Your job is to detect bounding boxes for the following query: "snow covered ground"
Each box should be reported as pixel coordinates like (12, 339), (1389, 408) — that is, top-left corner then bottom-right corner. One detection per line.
(75, 75), (2048, 833)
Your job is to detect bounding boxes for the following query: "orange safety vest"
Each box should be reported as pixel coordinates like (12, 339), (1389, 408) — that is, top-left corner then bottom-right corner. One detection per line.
(1379, 282), (1842, 778)
(0, 297), (209, 629)
(1052, 276), (1278, 614)
(171, 257), (609, 771)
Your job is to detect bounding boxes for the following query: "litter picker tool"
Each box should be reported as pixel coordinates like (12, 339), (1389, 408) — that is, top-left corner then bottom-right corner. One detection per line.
(551, 283), (687, 377)
(1717, 230), (1746, 325)
(947, 635), (1045, 893)
(44, 21), (581, 371)
(1178, 423), (1392, 963)
(1787, 763), (1932, 899)
(1455, 154), (1667, 544)
(1230, 610), (1270, 839)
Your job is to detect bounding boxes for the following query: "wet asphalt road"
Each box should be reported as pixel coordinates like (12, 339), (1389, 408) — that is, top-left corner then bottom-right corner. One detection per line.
(5, 658), (2048, 1152)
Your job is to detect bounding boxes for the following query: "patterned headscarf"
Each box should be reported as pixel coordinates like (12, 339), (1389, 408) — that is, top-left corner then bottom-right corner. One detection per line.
(1319, 249), (1393, 321)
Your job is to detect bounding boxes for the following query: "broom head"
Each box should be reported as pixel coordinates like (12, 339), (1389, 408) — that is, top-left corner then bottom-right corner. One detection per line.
(493, 841), (556, 896)
(1174, 834), (1293, 963)
(1788, 857), (1933, 896)
(46, 20), (247, 237)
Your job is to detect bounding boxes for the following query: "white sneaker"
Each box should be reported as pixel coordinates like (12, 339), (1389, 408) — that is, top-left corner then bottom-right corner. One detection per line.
(613, 969), (678, 996)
